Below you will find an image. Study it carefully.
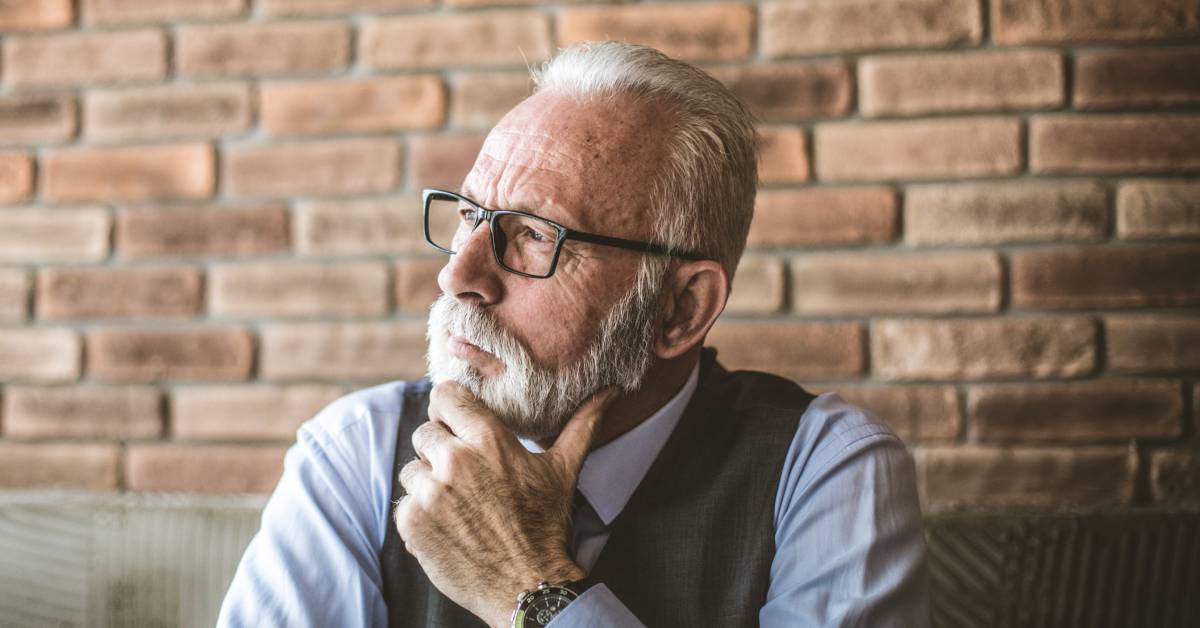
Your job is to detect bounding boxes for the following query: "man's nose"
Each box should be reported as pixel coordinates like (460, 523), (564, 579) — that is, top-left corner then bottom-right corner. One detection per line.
(437, 220), (503, 305)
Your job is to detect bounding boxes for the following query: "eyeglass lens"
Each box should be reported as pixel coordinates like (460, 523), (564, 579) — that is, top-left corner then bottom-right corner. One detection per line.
(426, 196), (562, 276)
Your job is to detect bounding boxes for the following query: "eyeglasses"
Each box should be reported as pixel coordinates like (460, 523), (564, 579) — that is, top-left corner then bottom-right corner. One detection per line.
(422, 188), (707, 278)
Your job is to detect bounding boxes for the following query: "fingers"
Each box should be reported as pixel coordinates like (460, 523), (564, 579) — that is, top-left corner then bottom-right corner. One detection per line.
(549, 387), (617, 474)
(399, 456), (435, 502)
(428, 381), (512, 450)
(412, 420), (458, 473)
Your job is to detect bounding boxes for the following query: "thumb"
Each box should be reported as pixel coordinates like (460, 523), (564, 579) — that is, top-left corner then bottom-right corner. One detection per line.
(550, 387), (618, 475)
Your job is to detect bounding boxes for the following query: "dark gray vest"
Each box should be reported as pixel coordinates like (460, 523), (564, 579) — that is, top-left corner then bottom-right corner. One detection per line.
(380, 350), (815, 627)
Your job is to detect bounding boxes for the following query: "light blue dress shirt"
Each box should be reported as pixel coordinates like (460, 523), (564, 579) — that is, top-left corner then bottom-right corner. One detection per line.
(218, 365), (929, 627)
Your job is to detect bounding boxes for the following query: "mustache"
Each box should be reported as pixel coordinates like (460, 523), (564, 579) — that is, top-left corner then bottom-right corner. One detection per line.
(430, 296), (529, 365)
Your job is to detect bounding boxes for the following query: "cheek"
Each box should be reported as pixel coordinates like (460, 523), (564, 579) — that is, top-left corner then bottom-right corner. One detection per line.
(511, 285), (602, 367)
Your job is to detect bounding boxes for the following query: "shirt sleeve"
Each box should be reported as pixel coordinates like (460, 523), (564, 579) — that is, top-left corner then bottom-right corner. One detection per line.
(545, 584), (646, 627)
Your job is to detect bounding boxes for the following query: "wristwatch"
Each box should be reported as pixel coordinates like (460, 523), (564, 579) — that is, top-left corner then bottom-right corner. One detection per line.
(510, 578), (595, 628)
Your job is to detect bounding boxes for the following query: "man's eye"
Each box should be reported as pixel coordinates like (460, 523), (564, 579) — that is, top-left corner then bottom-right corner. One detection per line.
(525, 228), (548, 242)
(458, 208), (477, 222)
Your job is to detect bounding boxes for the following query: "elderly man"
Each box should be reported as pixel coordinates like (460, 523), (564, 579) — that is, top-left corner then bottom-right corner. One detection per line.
(219, 42), (928, 627)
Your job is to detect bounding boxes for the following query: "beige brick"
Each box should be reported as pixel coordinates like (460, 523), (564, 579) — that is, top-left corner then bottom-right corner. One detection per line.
(362, 11), (549, 70)
(0, 443), (119, 491)
(0, 152), (33, 203)
(0, 208), (110, 263)
(37, 266), (202, 320)
(82, 0), (245, 25)
(85, 83), (251, 143)
(792, 252), (1001, 315)
(726, 256), (785, 315)
(261, 0), (432, 16)
(0, 268), (30, 321)
(3, 385), (162, 439)
(993, 0), (1200, 45)
(872, 317), (1096, 381)
(116, 205), (290, 259)
(757, 127), (809, 184)
(1012, 245), (1200, 309)
(712, 62), (851, 121)
(209, 261), (389, 318)
(827, 385), (960, 443)
(394, 258), (444, 314)
(261, 321), (428, 381)
(126, 444), (286, 493)
(88, 327), (253, 382)
(0, 94), (76, 145)
(177, 21), (350, 78)
(0, 328), (80, 382)
(44, 143), (215, 202)
(1076, 48), (1200, 109)
(409, 133), (486, 191)
(763, 0), (981, 56)
(449, 72), (531, 130)
(905, 180), (1108, 245)
(262, 76), (444, 137)
(706, 321), (864, 380)
(815, 117), (1021, 181)
(1106, 315), (1200, 373)
(3, 29), (165, 88)
(296, 197), (426, 256)
(559, 4), (753, 62)
(860, 50), (1063, 116)
(1031, 114), (1200, 173)
(0, 0), (72, 31)
(1151, 450), (1200, 508)
(172, 384), (344, 440)
(1117, 180), (1200, 239)
(224, 138), (400, 198)
(749, 187), (897, 248)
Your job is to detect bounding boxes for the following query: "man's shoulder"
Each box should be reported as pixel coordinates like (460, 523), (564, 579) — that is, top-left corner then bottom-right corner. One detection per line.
(792, 391), (907, 476)
(299, 378), (431, 449)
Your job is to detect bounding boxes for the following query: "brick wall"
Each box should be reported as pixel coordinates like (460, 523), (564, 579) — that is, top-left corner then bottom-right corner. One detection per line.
(0, 0), (1196, 512)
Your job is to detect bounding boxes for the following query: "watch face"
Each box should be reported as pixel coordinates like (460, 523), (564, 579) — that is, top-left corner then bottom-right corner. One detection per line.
(514, 585), (578, 628)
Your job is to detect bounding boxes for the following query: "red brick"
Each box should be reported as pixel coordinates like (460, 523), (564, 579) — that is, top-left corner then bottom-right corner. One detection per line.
(3, 29), (165, 88)
(815, 117), (1021, 181)
(749, 187), (897, 248)
(0, 444), (119, 491)
(905, 180), (1108, 245)
(825, 384), (960, 442)
(705, 321), (864, 380)
(0, 152), (33, 203)
(82, 0), (245, 25)
(172, 384), (344, 440)
(1117, 180), (1200, 239)
(1012, 245), (1200, 309)
(1106, 315), (1200, 374)
(449, 72), (531, 130)
(0, 208), (110, 263)
(87, 327), (254, 382)
(37, 266), (202, 320)
(970, 380), (1183, 443)
(792, 252), (1001, 315)
(0, 0), (72, 31)
(408, 133), (486, 191)
(726, 256), (785, 315)
(394, 258), (444, 315)
(362, 11), (550, 70)
(44, 143), (215, 202)
(1031, 114), (1200, 173)
(1076, 48), (1200, 109)
(757, 127), (809, 184)
(0, 269), (30, 321)
(177, 21), (349, 78)
(3, 385), (162, 439)
(763, 0), (981, 56)
(224, 139), (400, 198)
(559, 4), (753, 62)
(295, 197), (426, 256)
(872, 317), (1096, 381)
(261, 0), (432, 16)
(860, 50), (1063, 116)
(0, 328), (80, 382)
(126, 444), (286, 493)
(209, 261), (389, 318)
(0, 94), (76, 144)
(116, 205), (290, 259)
(1151, 450), (1200, 508)
(917, 446), (1135, 510)
(712, 62), (851, 121)
(85, 83), (251, 142)
(261, 76), (444, 137)
(260, 321), (428, 381)
(992, 0), (1200, 45)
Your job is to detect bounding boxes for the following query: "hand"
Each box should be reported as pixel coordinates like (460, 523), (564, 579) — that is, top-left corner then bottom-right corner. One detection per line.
(395, 381), (615, 628)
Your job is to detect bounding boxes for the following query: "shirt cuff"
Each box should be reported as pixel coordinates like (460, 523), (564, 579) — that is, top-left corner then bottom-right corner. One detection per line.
(544, 583), (645, 628)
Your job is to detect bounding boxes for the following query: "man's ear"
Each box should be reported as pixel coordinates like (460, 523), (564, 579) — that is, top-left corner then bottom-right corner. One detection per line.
(655, 260), (729, 360)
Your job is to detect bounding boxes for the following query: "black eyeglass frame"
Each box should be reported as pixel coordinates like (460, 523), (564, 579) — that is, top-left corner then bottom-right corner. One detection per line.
(422, 188), (708, 279)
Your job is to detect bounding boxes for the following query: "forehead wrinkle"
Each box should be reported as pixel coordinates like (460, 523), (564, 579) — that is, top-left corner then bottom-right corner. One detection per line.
(486, 128), (586, 172)
(464, 153), (569, 221)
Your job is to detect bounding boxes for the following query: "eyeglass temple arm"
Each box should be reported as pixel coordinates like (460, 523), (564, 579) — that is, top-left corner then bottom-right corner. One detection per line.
(563, 229), (707, 261)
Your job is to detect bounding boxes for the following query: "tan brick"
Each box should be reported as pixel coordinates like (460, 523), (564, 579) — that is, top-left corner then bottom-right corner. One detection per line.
(726, 256), (785, 315)
(1117, 180), (1200, 239)
(82, 0), (245, 25)
(757, 127), (809, 184)
(1012, 245), (1200, 309)
(917, 446), (1135, 510)
(712, 62), (851, 121)
(905, 180), (1108, 245)
(224, 138), (400, 198)
(362, 11), (550, 70)
(1032, 114), (1200, 173)
(1107, 315), (1200, 373)
(37, 267), (202, 320)
(409, 133), (486, 191)
(763, 0), (981, 56)
(449, 72), (531, 130)
(44, 143), (214, 203)
(88, 327), (253, 382)
(860, 50), (1063, 116)
(1151, 450), (1200, 508)
(0, 208), (110, 263)
(3, 385), (162, 439)
(815, 117), (1021, 181)
(872, 317), (1096, 381)
(262, 76), (443, 137)
(0, 444), (119, 491)
(559, 4), (753, 62)
(209, 261), (389, 318)
(0, 94), (76, 144)
(970, 380), (1182, 443)
(177, 21), (350, 78)
(705, 321), (864, 381)
(993, 0), (1200, 45)
(116, 205), (289, 259)
(792, 252), (1001, 315)
(749, 187), (897, 248)
(0, 328), (80, 382)
(0, 268), (30, 321)
(826, 385), (960, 443)
(3, 29), (165, 88)
(85, 83), (250, 143)
(261, 0), (432, 16)
(126, 444), (286, 493)
(260, 321), (428, 381)
(1076, 48), (1200, 109)
(172, 384), (344, 440)
(0, 152), (33, 203)
(394, 258), (444, 314)
(295, 197), (426, 256)
(0, 0), (72, 31)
